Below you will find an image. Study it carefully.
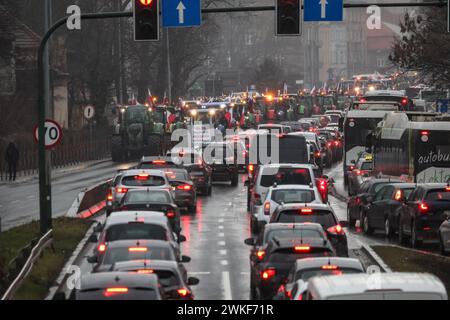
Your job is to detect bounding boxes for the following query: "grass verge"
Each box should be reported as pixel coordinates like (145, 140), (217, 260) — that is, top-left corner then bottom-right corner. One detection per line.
(0, 217), (92, 300)
(372, 245), (450, 295)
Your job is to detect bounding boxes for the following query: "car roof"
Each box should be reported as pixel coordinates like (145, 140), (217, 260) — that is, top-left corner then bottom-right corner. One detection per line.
(80, 272), (159, 291)
(419, 183), (450, 189)
(388, 183), (416, 189)
(112, 259), (180, 272)
(308, 273), (447, 298)
(106, 211), (168, 227)
(295, 257), (363, 271)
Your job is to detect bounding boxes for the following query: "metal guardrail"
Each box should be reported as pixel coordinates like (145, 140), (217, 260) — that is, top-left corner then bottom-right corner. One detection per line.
(1, 229), (53, 300)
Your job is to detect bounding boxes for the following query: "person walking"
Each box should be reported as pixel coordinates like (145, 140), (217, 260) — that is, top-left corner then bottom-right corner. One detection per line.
(5, 142), (19, 181)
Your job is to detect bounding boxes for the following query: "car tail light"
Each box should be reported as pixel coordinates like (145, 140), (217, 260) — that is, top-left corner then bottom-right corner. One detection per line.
(137, 269), (154, 274)
(135, 174), (149, 181)
(315, 152), (321, 157)
(334, 141), (339, 146)
(152, 160), (166, 165)
(321, 265), (338, 270)
(327, 224), (345, 235)
(177, 288), (190, 297)
(294, 245), (311, 252)
(418, 202), (429, 214)
(349, 165), (355, 171)
(177, 184), (192, 191)
(394, 190), (403, 201)
(107, 191), (113, 201)
(359, 98), (366, 103)
(327, 142), (332, 147)
(261, 269), (276, 280)
(248, 164), (254, 174)
(317, 179), (328, 202)
(104, 287), (128, 297)
(128, 247), (148, 252)
(446, 187), (450, 192)
(263, 202), (270, 215)
(256, 250), (265, 260)
(166, 210), (175, 218)
(401, 98), (408, 105)
(295, 169), (307, 174)
(115, 187), (128, 194)
(98, 243), (106, 252)
(300, 208), (312, 214)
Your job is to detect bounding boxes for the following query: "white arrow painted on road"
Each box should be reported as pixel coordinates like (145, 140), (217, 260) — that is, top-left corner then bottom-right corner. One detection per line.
(319, 0), (328, 18)
(177, 1), (186, 24)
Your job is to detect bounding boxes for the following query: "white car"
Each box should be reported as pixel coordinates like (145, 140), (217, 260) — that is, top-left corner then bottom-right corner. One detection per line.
(260, 184), (323, 223)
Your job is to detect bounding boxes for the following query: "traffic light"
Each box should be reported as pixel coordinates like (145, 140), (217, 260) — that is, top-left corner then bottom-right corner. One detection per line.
(276, 0), (301, 36)
(134, 0), (159, 41)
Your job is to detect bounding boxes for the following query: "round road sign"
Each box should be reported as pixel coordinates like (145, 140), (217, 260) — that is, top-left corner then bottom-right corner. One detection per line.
(33, 119), (63, 149)
(84, 105), (95, 119)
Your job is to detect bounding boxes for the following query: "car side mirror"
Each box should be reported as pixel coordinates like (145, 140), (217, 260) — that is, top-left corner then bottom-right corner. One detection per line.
(93, 222), (103, 233)
(244, 238), (255, 246)
(181, 255), (191, 263)
(178, 234), (187, 243)
(187, 277), (200, 286)
(87, 255), (98, 264)
(88, 234), (98, 243)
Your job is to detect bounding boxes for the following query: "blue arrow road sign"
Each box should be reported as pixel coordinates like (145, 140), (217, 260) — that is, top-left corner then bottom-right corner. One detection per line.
(304, 0), (343, 22)
(162, 0), (201, 27)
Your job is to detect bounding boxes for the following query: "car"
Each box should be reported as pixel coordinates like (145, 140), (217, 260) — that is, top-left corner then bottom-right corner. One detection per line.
(318, 136), (333, 168)
(260, 184), (324, 221)
(247, 164), (323, 234)
(106, 169), (171, 214)
(257, 124), (291, 134)
(362, 183), (416, 237)
(112, 260), (199, 300)
(88, 239), (191, 275)
(269, 203), (348, 257)
(224, 135), (249, 171)
(438, 213), (450, 255)
(89, 211), (184, 258)
(278, 257), (364, 300)
(318, 129), (343, 160)
(249, 226), (336, 300)
(398, 183), (450, 248)
(302, 272), (448, 300)
(75, 272), (165, 300)
(116, 189), (181, 233)
(289, 132), (323, 169)
(347, 178), (403, 229)
(203, 142), (239, 186)
(165, 168), (197, 213)
(137, 156), (181, 169)
(347, 154), (374, 196)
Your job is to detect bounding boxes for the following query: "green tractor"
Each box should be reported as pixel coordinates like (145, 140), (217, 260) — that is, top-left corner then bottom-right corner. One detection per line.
(111, 105), (166, 162)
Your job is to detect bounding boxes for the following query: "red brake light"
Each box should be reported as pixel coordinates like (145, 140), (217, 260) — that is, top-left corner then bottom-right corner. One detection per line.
(334, 141), (339, 146)
(261, 269), (276, 280)
(248, 164), (254, 173)
(321, 265), (338, 270)
(115, 187), (128, 194)
(177, 288), (189, 297)
(152, 160), (166, 165)
(315, 152), (321, 157)
(327, 224), (344, 235)
(104, 287), (128, 297)
(256, 250), (265, 260)
(394, 190), (403, 201)
(420, 131), (429, 136)
(300, 208), (312, 214)
(135, 174), (149, 181)
(418, 202), (429, 214)
(401, 98), (408, 105)
(177, 184), (192, 191)
(446, 187), (450, 192)
(263, 202), (271, 215)
(107, 192), (113, 201)
(139, 0), (153, 5)
(327, 142), (332, 147)
(137, 269), (154, 274)
(128, 247), (148, 252)
(98, 244), (106, 252)
(294, 245), (311, 252)
(359, 98), (366, 103)
(166, 210), (175, 218)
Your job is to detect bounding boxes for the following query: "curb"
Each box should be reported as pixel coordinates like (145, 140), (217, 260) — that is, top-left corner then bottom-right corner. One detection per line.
(359, 242), (393, 273)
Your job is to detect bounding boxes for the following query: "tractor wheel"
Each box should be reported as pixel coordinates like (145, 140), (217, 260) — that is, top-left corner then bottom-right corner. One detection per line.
(111, 136), (123, 162)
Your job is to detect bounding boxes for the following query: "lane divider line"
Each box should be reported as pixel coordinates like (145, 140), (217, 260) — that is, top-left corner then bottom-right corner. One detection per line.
(222, 271), (232, 300)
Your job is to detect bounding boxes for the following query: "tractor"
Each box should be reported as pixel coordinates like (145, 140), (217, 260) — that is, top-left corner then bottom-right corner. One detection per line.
(111, 104), (166, 162)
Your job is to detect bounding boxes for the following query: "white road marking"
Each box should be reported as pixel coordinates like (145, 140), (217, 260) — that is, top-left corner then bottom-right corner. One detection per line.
(218, 241), (226, 246)
(219, 233), (225, 237)
(26, 195), (35, 199)
(240, 272), (250, 275)
(218, 218), (224, 223)
(219, 249), (227, 255)
(222, 271), (232, 300)
(11, 200), (19, 204)
(220, 260), (228, 266)
(218, 225), (224, 229)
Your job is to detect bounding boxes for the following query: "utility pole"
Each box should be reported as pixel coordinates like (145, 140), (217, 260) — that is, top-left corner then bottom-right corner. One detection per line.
(166, 28), (172, 103)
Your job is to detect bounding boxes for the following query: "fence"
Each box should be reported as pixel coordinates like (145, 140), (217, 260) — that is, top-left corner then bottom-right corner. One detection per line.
(0, 131), (111, 181)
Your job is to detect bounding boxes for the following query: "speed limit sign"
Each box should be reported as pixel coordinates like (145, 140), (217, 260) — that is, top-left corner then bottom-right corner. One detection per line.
(33, 119), (63, 149)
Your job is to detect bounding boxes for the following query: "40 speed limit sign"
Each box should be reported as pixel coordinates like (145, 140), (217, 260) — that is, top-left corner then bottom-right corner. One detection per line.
(33, 119), (63, 149)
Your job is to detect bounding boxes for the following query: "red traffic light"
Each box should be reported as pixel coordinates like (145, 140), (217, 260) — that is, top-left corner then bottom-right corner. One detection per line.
(139, 0), (153, 5)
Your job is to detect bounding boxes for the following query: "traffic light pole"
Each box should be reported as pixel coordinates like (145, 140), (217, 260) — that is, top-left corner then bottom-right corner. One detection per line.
(37, 1), (446, 233)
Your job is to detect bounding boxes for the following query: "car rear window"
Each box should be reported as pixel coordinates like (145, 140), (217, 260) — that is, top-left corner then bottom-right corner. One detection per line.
(124, 191), (171, 203)
(425, 189), (450, 201)
(276, 210), (337, 229)
(268, 248), (333, 263)
(121, 175), (166, 187)
(271, 190), (315, 203)
(77, 289), (158, 300)
(166, 171), (188, 181)
(139, 162), (178, 169)
(261, 168), (312, 187)
(105, 224), (168, 242)
(250, 135), (308, 164)
(296, 268), (361, 282)
(103, 246), (173, 265)
(265, 229), (323, 244)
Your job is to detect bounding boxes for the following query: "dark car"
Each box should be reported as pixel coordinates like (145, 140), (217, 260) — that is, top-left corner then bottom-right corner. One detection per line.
(249, 229), (335, 300)
(347, 154), (374, 196)
(398, 183), (450, 248)
(270, 203), (348, 257)
(203, 142), (239, 186)
(362, 183), (416, 237)
(347, 178), (403, 229)
(165, 168), (197, 213)
(318, 129), (342, 161)
(75, 272), (164, 300)
(318, 136), (333, 168)
(117, 189), (181, 233)
(112, 260), (199, 300)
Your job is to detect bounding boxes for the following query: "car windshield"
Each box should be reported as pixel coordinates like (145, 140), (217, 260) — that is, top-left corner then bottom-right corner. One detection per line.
(271, 189), (315, 204)
(124, 191), (171, 203)
(103, 246), (173, 265)
(121, 175), (166, 187)
(105, 224), (168, 242)
(426, 189), (450, 201)
(265, 229), (323, 244)
(296, 268), (362, 281)
(370, 182), (390, 195)
(260, 168), (312, 187)
(276, 210), (336, 229)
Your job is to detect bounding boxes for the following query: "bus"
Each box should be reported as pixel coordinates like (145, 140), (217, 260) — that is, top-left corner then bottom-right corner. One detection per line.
(372, 111), (450, 183)
(342, 110), (391, 185)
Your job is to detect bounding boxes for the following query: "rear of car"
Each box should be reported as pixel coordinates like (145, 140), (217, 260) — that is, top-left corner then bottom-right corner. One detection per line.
(165, 168), (197, 213)
(171, 151), (212, 196)
(347, 154), (374, 196)
(204, 142), (239, 186)
(270, 204), (348, 256)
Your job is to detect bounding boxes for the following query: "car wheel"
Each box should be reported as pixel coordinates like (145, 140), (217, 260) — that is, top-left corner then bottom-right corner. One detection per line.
(363, 214), (373, 235)
(384, 217), (394, 238)
(411, 221), (422, 248)
(347, 207), (356, 229)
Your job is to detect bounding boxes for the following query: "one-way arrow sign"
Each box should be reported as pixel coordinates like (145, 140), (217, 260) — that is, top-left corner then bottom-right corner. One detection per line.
(162, 0), (201, 27)
(320, 0), (328, 18)
(304, 0), (343, 21)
